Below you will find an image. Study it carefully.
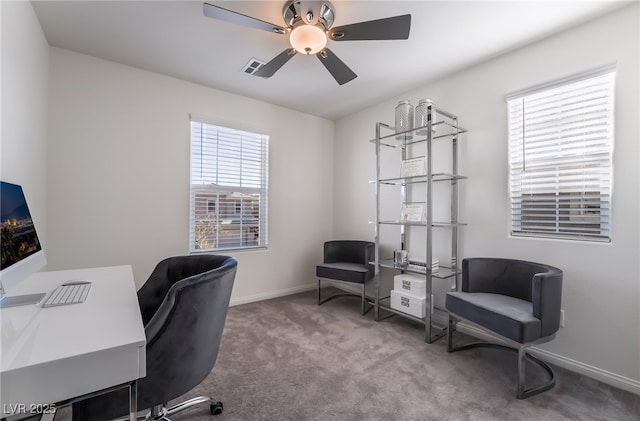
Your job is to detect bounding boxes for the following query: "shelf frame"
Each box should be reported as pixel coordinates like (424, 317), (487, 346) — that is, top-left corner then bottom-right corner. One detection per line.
(372, 104), (465, 343)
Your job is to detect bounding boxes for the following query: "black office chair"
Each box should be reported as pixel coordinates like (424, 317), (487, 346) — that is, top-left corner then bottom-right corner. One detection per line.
(445, 257), (563, 399)
(316, 240), (375, 315)
(72, 255), (237, 420)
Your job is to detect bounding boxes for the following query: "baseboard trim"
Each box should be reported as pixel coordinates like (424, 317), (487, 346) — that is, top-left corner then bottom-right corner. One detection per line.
(528, 347), (640, 396)
(450, 319), (640, 396)
(229, 283), (316, 307)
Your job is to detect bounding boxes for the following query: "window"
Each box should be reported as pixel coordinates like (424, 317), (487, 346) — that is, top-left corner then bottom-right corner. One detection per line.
(190, 119), (269, 252)
(507, 68), (614, 242)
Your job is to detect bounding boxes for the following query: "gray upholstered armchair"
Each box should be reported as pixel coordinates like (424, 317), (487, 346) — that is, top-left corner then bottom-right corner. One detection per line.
(72, 255), (237, 420)
(316, 240), (375, 315)
(445, 257), (563, 399)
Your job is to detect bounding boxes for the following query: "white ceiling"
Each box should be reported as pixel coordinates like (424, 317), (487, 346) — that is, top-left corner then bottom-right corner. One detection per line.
(31, 0), (629, 120)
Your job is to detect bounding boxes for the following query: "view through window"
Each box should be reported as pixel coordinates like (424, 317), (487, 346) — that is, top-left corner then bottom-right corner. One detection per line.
(190, 120), (269, 252)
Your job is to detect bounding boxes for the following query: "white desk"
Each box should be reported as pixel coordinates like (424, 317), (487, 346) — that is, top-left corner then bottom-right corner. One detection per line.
(0, 266), (146, 419)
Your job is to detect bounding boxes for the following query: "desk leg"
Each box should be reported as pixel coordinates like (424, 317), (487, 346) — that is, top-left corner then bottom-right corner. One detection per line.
(40, 412), (56, 421)
(129, 380), (138, 420)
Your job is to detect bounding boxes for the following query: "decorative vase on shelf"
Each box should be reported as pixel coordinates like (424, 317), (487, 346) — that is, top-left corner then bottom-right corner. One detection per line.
(415, 98), (437, 136)
(395, 100), (414, 140)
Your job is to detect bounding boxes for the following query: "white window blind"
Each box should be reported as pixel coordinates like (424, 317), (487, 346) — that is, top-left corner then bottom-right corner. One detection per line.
(190, 120), (269, 252)
(507, 70), (614, 242)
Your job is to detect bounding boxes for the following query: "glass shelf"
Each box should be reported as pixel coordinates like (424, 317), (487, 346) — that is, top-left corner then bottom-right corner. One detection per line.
(369, 120), (467, 148)
(378, 297), (426, 324)
(378, 220), (467, 227)
(375, 259), (460, 279)
(378, 173), (467, 185)
(377, 297), (449, 329)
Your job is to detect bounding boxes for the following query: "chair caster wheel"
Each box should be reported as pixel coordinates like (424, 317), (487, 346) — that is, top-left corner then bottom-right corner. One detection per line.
(210, 401), (223, 415)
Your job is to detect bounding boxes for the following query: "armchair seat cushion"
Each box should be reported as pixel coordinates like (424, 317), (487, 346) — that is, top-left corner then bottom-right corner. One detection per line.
(446, 292), (541, 343)
(316, 262), (371, 284)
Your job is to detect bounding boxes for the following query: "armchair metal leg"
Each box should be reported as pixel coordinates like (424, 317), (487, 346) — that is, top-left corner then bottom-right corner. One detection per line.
(515, 347), (556, 399)
(317, 278), (373, 315)
(361, 283), (375, 316)
(447, 313), (556, 399)
(447, 314), (457, 352)
(517, 347), (526, 399)
(361, 284), (366, 315)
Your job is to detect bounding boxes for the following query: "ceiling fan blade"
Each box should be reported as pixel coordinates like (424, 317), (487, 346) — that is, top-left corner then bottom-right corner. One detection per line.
(254, 49), (297, 78)
(299, 1), (323, 24)
(316, 48), (357, 85)
(203, 2), (287, 34)
(328, 14), (411, 41)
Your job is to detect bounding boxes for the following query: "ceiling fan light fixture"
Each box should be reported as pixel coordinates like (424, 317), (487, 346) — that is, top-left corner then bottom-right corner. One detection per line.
(289, 24), (327, 55)
(203, 1), (411, 84)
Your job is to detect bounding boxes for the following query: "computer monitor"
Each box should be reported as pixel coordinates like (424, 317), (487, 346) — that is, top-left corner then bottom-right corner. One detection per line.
(0, 181), (47, 307)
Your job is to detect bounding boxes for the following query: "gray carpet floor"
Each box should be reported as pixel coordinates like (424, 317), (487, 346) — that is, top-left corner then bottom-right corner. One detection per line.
(56, 289), (638, 420)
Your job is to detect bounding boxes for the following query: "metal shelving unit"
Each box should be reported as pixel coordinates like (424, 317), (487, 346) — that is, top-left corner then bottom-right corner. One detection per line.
(371, 105), (466, 343)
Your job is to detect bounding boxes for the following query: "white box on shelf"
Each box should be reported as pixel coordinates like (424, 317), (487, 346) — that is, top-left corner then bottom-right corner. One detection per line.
(390, 290), (427, 318)
(393, 273), (426, 297)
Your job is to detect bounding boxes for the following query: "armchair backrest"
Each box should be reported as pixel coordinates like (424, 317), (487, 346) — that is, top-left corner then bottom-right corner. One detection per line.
(324, 240), (375, 266)
(323, 240), (375, 281)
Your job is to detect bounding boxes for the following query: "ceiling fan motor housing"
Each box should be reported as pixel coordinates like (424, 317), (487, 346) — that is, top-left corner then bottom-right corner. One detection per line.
(283, 0), (336, 29)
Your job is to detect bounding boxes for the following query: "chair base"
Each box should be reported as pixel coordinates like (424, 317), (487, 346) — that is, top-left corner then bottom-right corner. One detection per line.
(166, 396), (223, 418)
(447, 314), (556, 399)
(317, 279), (373, 315)
(113, 396), (223, 421)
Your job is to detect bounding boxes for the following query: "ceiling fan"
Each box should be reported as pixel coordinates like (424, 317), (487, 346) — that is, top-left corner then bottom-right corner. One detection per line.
(203, 1), (411, 85)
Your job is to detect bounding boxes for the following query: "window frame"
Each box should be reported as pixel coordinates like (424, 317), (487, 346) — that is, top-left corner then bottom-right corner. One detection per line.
(189, 118), (269, 253)
(506, 66), (615, 242)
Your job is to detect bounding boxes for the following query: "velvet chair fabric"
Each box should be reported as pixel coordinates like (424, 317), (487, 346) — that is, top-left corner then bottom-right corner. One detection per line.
(316, 240), (375, 314)
(446, 258), (563, 342)
(72, 255), (237, 420)
(445, 257), (563, 399)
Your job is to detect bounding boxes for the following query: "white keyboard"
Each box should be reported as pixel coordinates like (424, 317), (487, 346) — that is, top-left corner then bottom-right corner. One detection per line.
(43, 281), (92, 308)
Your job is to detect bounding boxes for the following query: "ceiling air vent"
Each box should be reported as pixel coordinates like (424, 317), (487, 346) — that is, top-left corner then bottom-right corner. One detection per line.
(242, 58), (266, 76)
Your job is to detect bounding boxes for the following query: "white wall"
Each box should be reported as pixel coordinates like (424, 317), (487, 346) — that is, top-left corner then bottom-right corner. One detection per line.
(334, 4), (640, 393)
(46, 48), (334, 302)
(1, 1), (49, 247)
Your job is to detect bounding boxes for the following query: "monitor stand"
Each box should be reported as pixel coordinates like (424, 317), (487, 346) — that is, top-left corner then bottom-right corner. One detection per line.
(0, 293), (46, 308)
